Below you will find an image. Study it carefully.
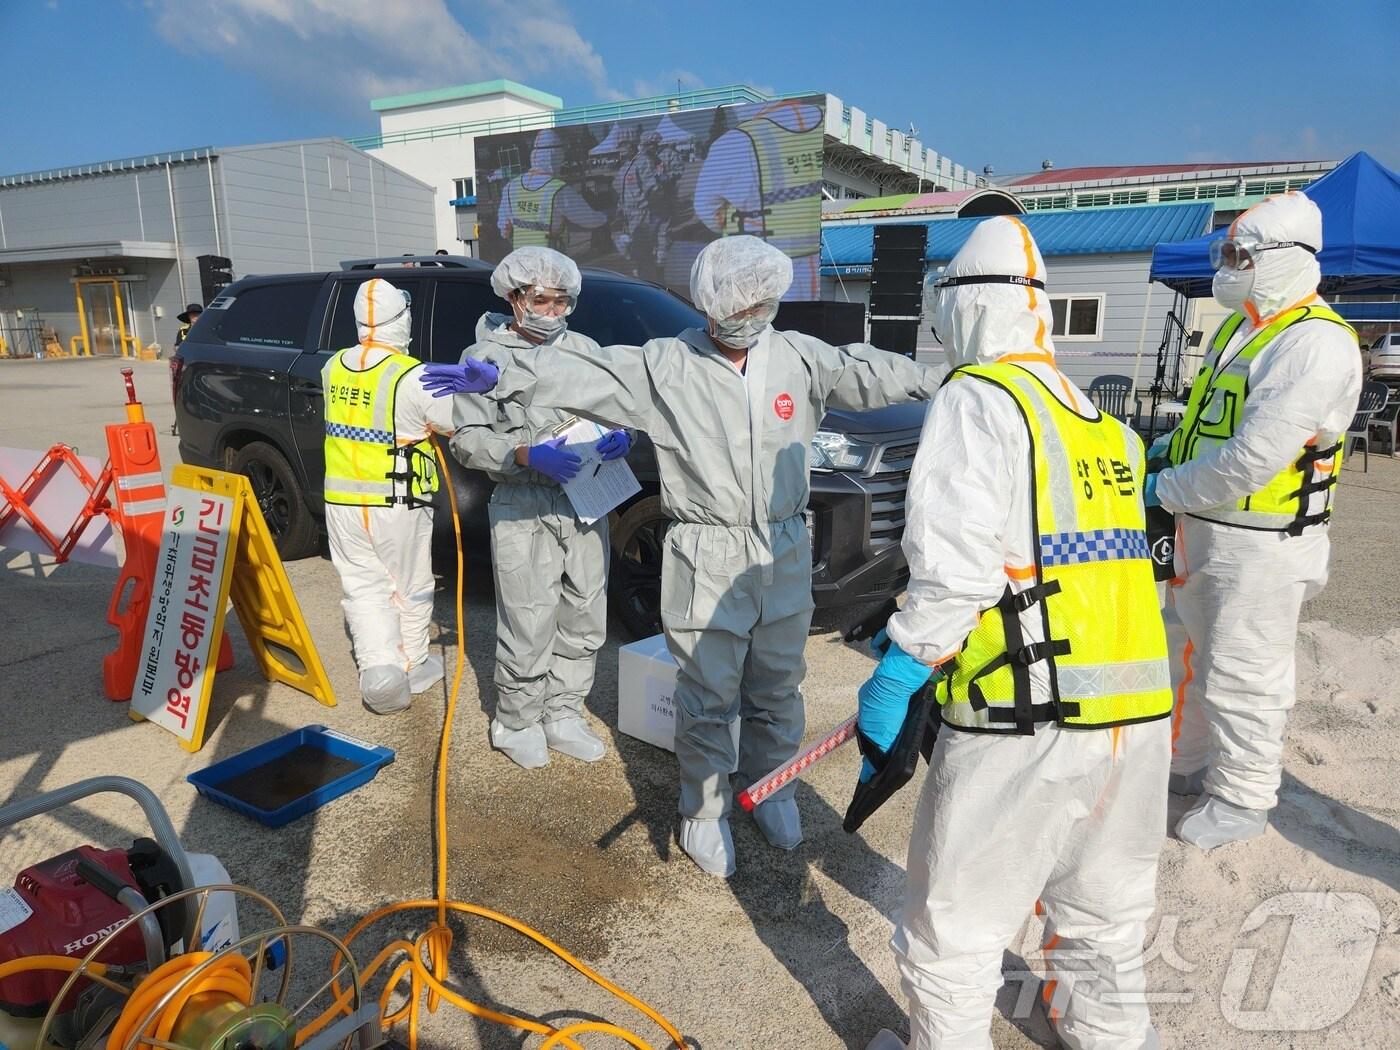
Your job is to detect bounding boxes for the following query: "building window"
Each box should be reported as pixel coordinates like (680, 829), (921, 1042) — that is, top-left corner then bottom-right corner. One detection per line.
(1025, 195), (1070, 211)
(453, 177), (475, 200)
(1075, 192), (1112, 207)
(1110, 190), (1148, 205)
(1244, 179), (1290, 196)
(1049, 295), (1104, 340)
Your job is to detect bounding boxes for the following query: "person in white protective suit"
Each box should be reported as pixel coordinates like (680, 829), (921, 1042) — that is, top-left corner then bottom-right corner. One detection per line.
(421, 235), (940, 876)
(323, 278), (497, 713)
(446, 247), (631, 769)
(1152, 191), (1362, 850)
(859, 216), (1173, 1050)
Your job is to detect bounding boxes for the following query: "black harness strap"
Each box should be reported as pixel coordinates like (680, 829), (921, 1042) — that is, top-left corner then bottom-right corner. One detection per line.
(964, 582), (1070, 735)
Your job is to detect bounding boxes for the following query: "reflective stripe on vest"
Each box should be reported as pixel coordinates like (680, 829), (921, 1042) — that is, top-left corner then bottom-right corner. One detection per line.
(509, 175), (565, 247)
(1168, 304), (1356, 533)
(723, 116), (822, 257)
(935, 363), (1172, 733)
(323, 348), (439, 507)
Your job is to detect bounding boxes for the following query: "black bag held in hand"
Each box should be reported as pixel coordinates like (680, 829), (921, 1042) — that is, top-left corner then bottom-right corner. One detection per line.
(842, 598), (942, 834)
(1145, 454), (1175, 583)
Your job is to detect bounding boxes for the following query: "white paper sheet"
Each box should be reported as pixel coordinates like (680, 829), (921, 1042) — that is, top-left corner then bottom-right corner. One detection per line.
(551, 417), (641, 525)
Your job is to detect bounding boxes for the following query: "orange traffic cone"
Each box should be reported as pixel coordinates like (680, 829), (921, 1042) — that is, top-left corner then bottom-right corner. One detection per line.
(102, 369), (169, 702)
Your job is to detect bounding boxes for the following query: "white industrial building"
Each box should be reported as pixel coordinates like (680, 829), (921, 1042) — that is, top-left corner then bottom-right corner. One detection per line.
(0, 140), (433, 357)
(356, 79), (984, 255)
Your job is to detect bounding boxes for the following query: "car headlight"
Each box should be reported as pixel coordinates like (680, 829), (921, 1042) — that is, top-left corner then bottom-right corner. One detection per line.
(809, 430), (876, 472)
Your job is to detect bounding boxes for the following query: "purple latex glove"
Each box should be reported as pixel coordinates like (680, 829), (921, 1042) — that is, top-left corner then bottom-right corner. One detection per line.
(420, 357), (499, 397)
(528, 436), (582, 483)
(595, 429), (632, 461)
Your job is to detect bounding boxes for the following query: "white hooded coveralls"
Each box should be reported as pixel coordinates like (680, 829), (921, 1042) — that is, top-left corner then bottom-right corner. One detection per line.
(883, 217), (1170, 1050)
(1157, 192), (1362, 813)
(324, 279), (455, 710)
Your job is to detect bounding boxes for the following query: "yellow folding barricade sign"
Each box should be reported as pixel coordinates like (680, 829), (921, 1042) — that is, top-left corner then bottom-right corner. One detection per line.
(129, 465), (334, 752)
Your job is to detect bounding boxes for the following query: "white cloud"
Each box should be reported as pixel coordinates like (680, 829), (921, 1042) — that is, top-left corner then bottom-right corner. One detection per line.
(148, 0), (613, 115)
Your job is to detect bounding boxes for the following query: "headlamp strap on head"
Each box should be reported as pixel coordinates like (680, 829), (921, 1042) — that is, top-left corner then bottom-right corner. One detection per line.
(935, 274), (1046, 290)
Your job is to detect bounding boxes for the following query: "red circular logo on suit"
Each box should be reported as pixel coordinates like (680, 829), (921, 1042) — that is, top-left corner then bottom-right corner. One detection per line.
(774, 393), (794, 420)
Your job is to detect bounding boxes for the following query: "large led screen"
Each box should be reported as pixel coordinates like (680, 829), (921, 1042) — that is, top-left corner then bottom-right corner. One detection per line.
(474, 95), (825, 301)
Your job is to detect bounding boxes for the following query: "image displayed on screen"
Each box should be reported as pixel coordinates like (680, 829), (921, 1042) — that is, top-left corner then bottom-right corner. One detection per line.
(474, 95), (825, 301)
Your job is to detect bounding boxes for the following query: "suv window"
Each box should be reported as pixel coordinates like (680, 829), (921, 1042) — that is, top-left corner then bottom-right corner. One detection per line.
(569, 280), (703, 346)
(210, 282), (320, 349)
(429, 280), (509, 362)
(324, 277), (427, 352)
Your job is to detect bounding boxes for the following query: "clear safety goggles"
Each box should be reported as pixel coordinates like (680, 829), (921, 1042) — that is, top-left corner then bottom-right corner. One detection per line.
(1209, 238), (1317, 271)
(724, 299), (780, 323)
(372, 287), (411, 325)
(519, 287), (576, 314)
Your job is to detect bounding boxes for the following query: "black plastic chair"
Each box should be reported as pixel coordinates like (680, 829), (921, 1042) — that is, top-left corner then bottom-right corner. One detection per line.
(1087, 374), (1143, 425)
(1346, 381), (1389, 471)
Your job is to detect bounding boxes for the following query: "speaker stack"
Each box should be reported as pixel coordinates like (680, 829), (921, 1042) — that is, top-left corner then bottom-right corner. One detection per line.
(868, 224), (928, 358)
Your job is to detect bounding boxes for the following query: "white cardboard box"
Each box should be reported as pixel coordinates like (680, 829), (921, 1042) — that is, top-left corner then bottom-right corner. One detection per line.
(617, 634), (739, 763)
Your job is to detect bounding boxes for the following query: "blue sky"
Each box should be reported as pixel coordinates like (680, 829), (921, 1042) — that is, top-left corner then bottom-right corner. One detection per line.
(3, 0), (1397, 177)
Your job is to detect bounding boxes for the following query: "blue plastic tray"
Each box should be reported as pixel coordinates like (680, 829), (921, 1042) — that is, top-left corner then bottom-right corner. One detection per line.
(187, 724), (395, 828)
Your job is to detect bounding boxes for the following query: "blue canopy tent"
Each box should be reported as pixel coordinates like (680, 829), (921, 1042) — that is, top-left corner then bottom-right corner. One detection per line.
(1150, 151), (1400, 298)
(1141, 152), (1400, 402)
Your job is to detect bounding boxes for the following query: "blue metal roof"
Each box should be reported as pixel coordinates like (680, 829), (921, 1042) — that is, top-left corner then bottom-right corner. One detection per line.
(821, 203), (1214, 274)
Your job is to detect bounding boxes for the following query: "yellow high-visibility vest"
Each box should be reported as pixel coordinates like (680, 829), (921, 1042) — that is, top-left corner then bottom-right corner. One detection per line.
(509, 174), (565, 248)
(1168, 303), (1356, 533)
(323, 348), (437, 507)
(937, 363), (1172, 734)
(724, 115), (823, 258)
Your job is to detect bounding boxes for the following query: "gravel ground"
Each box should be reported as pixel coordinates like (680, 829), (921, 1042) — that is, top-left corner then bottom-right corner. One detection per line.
(2, 357), (1397, 1049)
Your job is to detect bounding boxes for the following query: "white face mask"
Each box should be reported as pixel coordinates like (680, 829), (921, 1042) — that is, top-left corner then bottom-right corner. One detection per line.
(517, 309), (567, 340)
(1212, 267), (1256, 312)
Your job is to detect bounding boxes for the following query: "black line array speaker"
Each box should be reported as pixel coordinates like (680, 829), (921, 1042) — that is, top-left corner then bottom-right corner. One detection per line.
(869, 224), (927, 357)
(775, 300), (867, 346)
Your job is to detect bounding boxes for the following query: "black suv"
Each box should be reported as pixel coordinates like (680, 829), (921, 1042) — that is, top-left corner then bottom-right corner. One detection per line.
(172, 257), (925, 637)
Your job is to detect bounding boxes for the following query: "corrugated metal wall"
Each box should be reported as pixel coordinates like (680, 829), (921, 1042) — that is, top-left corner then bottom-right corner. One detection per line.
(0, 142), (434, 355)
(219, 140), (435, 277)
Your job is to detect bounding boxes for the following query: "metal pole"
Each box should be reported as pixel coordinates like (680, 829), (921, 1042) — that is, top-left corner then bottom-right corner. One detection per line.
(207, 155), (222, 256)
(166, 162), (187, 305)
(1129, 281), (1155, 402)
(299, 146), (314, 269)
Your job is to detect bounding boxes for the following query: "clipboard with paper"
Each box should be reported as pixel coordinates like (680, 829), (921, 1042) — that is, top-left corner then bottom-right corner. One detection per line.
(550, 416), (641, 525)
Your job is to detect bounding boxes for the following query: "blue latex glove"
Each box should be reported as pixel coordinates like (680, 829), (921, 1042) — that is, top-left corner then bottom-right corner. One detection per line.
(528, 436), (581, 483)
(595, 429), (632, 461)
(1147, 434), (1172, 460)
(1144, 473), (1160, 509)
(870, 628), (893, 658)
(857, 642), (934, 782)
(420, 358), (499, 397)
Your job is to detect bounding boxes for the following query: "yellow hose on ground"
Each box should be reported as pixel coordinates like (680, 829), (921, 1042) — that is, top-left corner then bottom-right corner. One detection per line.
(299, 438), (685, 1049)
(7, 439), (685, 1050)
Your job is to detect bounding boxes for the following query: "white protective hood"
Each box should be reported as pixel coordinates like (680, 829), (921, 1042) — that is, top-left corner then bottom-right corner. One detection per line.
(355, 278), (411, 352)
(932, 216), (1057, 367)
(1223, 191), (1324, 324)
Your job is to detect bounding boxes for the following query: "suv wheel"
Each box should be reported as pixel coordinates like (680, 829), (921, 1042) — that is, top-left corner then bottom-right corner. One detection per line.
(609, 495), (670, 639)
(229, 441), (318, 560)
